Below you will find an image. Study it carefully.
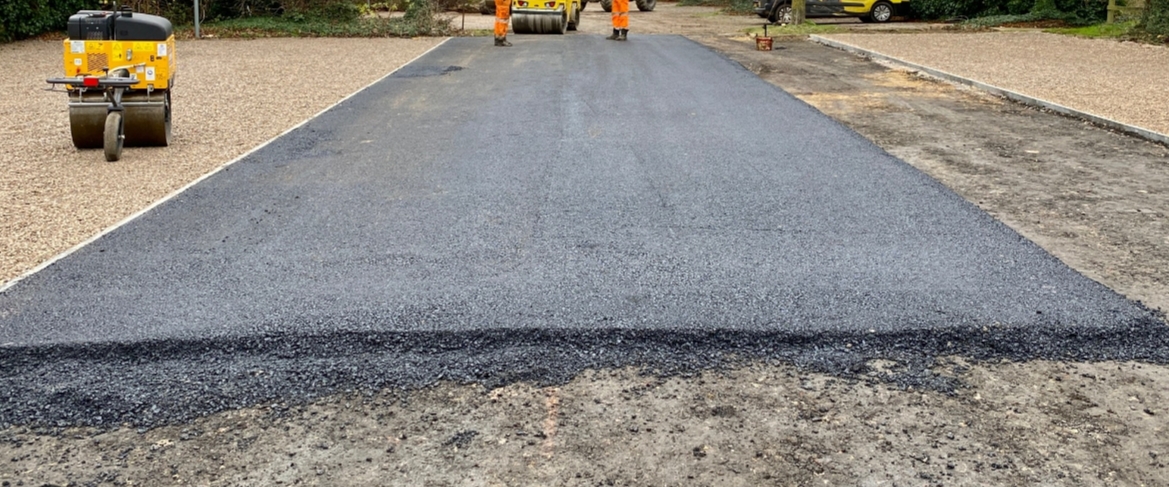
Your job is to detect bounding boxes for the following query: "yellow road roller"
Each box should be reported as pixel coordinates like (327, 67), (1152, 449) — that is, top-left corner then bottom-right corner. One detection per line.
(512, 0), (582, 34)
(47, 7), (175, 162)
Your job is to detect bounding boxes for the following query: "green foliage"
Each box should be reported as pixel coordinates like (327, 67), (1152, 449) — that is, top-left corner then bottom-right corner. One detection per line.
(743, 21), (844, 34)
(912, 0), (1105, 23)
(1045, 19), (1134, 36)
(1, 0), (453, 41)
(725, 0), (758, 14)
(317, 1), (362, 19)
(958, 10), (1072, 25)
(1054, 0), (1107, 21)
(192, 6), (451, 36)
(677, 0), (755, 14)
(1141, 0), (1169, 37)
(1030, 0), (1057, 13)
(0, 0), (95, 42)
(403, 0), (431, 19)
(908, 0), (978, 19)
(1005, 0), (1033, 14)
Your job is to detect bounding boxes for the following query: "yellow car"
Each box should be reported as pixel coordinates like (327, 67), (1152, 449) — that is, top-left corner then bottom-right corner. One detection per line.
(754, 0), (909, 23)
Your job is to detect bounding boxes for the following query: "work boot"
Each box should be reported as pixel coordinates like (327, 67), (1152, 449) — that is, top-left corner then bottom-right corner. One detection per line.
(606, 28), (620, 40)
(495, 36), (513, 47)
(617, 29), (628, 41)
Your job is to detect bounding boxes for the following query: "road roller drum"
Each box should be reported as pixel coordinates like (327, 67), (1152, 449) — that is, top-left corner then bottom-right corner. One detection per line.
(67, 91), (108, 149)
(122, 91), (171, 147)
(511, 0), (582, 34)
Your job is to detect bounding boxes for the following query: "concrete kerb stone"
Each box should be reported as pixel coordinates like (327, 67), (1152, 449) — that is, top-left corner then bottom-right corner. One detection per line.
(809, 34), (1169, 148)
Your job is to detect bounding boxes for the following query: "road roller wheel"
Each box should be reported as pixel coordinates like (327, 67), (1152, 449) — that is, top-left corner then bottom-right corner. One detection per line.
(567, 5), (580, 30)
(601, 0), (611, 12)
(104, 111), (124, 162)
(635, 0), (656, 10)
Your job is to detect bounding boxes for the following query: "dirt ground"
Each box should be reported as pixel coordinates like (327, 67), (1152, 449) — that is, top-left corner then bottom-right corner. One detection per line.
(3, 5), (1169, 486)
(4, 361), (1167, 486)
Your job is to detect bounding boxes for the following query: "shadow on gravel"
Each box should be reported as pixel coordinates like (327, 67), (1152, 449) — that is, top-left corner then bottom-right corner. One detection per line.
(3, 316), (1167, 429)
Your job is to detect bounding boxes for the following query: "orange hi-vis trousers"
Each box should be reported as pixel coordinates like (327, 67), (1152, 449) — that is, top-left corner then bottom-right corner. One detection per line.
(495, 0), (511, 37)
(611, 0), (629, 28)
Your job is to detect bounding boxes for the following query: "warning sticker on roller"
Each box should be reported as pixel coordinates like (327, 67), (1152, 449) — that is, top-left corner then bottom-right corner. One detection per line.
(70, 41), (85, 54)
(145, 67), (156, 81)
(157, 43), (167, 58)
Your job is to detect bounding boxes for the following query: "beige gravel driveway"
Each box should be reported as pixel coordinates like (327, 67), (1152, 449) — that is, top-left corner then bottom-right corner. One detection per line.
(821, 32), (1169, 137)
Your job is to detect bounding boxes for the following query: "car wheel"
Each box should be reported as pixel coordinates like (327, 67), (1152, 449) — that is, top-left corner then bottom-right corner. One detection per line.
(768, 3), (792, 23)
(867, 0), (894, 22)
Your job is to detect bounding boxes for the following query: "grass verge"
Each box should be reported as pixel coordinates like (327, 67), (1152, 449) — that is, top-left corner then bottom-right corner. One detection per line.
(178, 14), (452, 39)
(1045, 20), (1136, 37)
(679, 0), (758, 15)
(743, 22), (845, 35)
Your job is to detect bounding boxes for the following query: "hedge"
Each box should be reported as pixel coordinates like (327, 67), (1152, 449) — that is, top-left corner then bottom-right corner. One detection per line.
(0, 0), (96, 42)
(1144, 0), (1169, 36)
(911, 0), (1108, 21)
(0, 1), (376, 41)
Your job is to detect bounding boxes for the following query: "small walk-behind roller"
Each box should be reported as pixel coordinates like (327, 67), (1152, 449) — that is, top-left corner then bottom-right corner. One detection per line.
(512, 0), (582, 34)
(47, 7), (175, 162)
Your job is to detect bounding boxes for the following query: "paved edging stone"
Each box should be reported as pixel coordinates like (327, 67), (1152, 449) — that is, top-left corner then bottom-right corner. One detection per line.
(809, 34), (1169, 147)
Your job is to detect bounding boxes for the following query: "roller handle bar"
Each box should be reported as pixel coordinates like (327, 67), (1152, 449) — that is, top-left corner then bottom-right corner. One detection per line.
(47, 77), (138, 88)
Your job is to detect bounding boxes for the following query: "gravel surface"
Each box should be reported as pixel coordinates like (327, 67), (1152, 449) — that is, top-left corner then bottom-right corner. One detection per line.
(822, 32), (1169, 136)
(0, 37), (442, 289)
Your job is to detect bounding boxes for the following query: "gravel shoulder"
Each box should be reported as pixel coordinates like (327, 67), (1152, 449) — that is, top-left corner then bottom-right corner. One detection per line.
(821, 32), (1169, 137)
(0, 37), (442, 289)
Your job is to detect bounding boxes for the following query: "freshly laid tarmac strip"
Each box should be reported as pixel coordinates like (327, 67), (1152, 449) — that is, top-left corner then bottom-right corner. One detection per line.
(1, 36), (1165, 427)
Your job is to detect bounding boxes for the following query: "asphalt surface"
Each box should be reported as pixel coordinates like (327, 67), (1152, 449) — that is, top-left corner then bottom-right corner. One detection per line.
(1, 35), (1166, 427)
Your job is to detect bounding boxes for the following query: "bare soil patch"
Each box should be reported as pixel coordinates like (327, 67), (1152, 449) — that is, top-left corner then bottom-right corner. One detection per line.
(3, 362), (1167, 485)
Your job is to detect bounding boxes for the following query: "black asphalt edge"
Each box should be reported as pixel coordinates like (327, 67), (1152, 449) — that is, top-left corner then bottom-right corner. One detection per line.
(0, 39), (451, 296)
(3, 316), (1169, 429)
(808, 35), (1169, 148)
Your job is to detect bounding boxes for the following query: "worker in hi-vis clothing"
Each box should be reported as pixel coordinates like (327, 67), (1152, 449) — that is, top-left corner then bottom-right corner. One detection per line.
(606, 0), (628, 41)
(495, 0), (512, 46)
